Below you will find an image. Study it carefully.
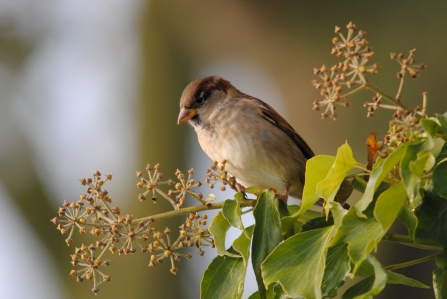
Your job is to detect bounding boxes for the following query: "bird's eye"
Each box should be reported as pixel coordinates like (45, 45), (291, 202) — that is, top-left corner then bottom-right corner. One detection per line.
(196, 95), (206, 105)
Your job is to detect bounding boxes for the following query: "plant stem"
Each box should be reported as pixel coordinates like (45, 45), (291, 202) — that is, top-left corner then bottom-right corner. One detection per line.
(364, 82), (412, 112)
(382, 232), (442, 250)
(133, 199), (257, 223)
(385, 252), (439, 271)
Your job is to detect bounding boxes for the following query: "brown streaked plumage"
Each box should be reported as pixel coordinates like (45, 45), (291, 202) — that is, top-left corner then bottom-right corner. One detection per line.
(178, 76), (315, 200)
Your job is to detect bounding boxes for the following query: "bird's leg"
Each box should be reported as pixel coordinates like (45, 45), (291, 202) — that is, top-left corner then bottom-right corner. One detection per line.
(235, 182), (248, 198)
(275, 182), (291, 206)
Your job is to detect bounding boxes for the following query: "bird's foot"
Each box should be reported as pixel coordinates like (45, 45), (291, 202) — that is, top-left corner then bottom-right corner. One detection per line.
(236, 183), (248, 198)
(273, 183), (290, 206)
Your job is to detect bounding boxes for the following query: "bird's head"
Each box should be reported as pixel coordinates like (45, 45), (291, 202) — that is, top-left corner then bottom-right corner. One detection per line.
(177, 76), (238, 126)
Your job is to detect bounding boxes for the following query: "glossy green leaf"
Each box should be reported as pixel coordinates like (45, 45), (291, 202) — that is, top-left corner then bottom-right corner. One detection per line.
(252, 190), (282, 299)
(245, 186), (261, 194)
(398, 201), (418, 240)
(414, 192), (447, 246)
(262, 226), (333, 299)
(355, 143), (408, 217)
(421, 118), (441, 138)
(317, 143), (356, 215)
(222, 193), (244, 231)
(332, 184), (405, 273)
(321, 243), (351, 298)
(374, 182), (407, 231)
(401, 141), (430, 205)
(302, 155), (336, 213)
(433, 160), (447, 199)
(208, 211), (241, 258)
(248, 283), (288, 299)
(436, 112), (447, 137)
(341, 256), (386, 299)
(386, 271), (430, 288)
(434, 250), (447, 299)
(201, 247), (245, 299)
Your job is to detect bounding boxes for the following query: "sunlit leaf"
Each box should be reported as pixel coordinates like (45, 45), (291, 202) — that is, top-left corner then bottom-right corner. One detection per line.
(244, 186), (261, 194)
(374, 182), (407, 231)
(341, 256), (386, 299)
(222, 193), (244, 231)
(386, 271), (430, 289)
(208, 211), (241, 258)
(262, 226), (333, 299)
(355, 143), (408, 217)
(252, 190), (282, 298)
(317, 143), (356, 215)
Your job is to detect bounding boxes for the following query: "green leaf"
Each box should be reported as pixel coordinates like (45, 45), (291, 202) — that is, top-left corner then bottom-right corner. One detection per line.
(317, 143), (356, 215)
(222, 193), (244, 231)
(373, 182), (407, 231)
(341, 256), (387, 299)
(201, 247), (245, 299)
(252, 190), (282, 299)
(233, 225), (254, 262)
(245, 186), (261, 194)
(355, 143), (408, 217)
(248, 284), (289, 299)
(421, 118), (441, 138)
(301, 155), (336, 213)
(398, 201), (418, 240)
(208, 211), (241, 258)
(433, 160), (447, 199)
(436, 112), (447, 137)
(262, 226), (333, 299)
(436, 142), (447, 163)
(321, 243), (351, 298)
(401, 141), (431, 206)
(434, 250), (447, 299)
(414, 191), (447, 247)
(386, 271), (430, 288)
(333, 184), (405, 273)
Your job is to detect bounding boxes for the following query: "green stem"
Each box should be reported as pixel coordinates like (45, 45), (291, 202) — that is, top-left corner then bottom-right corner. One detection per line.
(382, 232), (442, 250)
(132, 199), (257, 223)
(364, 82), (412, 112)
(385, 252), (439, 271)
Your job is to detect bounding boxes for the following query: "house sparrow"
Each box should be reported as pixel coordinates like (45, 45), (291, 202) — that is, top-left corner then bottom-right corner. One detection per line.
(177, 75), (316, 202)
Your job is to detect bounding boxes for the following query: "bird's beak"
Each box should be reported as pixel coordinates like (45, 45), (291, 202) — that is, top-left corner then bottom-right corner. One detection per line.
(177, 107), (197, 124)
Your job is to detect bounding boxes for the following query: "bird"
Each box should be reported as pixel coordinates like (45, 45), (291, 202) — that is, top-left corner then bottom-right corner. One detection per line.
(177, 75), (316, 203)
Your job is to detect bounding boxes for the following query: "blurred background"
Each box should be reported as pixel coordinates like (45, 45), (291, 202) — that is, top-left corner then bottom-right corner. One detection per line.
(1, 1), (446, 298)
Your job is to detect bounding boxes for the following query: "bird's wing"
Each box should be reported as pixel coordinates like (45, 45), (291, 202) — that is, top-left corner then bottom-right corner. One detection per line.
(253, 97), (315, 160)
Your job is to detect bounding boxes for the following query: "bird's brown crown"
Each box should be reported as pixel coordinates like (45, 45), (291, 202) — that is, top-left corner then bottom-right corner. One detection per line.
(180, 76), (234, 108)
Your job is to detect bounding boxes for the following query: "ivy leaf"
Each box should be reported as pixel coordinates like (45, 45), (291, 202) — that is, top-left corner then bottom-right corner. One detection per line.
(252, 190), (282, 299)
(208, 211), (241, 258)
(317, 143), (356, 215)
(247, 283), (289, 299)
(373, 182), (407, 231)
(434, 250), (447, 299)
(201, 247), (245, 299)
(301, 155), (336, 214)
(262, 226), (333, 299)
(414, 191), (447, 247)
(401, 141), (432, 206)
(433, 160), (447, 199)
(355, 143), (408, 217)
(436, 112), (447, 138)
(332, 183), (405, 273)
(341, 256), (387, 299)
(321, 243), (351, 298)
(245, 186), (261, 194)
(222, 192), (244, 231)
(386, 271), (430, 289)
